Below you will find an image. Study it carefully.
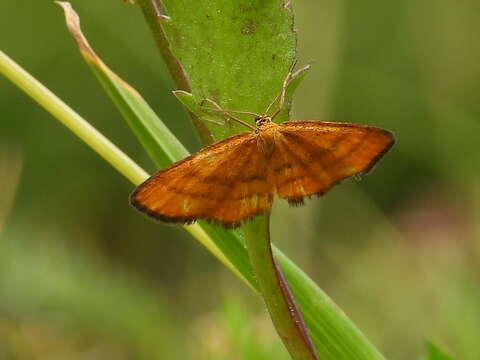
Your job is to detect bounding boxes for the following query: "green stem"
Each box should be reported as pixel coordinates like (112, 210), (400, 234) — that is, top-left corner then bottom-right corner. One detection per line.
(244, 213), (319, 360)
(0, 50), (146, 186)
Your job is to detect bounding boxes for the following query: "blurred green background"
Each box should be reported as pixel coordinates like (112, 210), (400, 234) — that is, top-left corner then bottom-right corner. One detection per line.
(1, 1), (479, 359)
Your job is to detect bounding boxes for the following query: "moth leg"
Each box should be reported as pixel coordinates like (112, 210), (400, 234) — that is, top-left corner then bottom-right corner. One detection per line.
(200, 98), (256, 130)
(199, 116), (226, 126)
(197, 98), (229, 126)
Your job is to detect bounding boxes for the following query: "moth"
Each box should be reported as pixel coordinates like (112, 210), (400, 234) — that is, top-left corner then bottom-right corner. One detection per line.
(131, 66), (395, 228)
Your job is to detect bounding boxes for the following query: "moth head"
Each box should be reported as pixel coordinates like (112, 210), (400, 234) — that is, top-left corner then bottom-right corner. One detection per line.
(255, 114), (272, 127)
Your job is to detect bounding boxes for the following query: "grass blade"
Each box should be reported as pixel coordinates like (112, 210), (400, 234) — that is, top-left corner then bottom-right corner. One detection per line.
(56, 1), (187, 168)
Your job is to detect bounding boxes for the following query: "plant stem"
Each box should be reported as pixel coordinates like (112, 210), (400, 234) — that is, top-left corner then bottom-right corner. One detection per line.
(0, 50), (146, 186)
(244, 214), (319, 360)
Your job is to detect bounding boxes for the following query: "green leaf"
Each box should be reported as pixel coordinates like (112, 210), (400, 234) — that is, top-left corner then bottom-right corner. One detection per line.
(425, 342), (454, 360)
(157, 0), (298, 140)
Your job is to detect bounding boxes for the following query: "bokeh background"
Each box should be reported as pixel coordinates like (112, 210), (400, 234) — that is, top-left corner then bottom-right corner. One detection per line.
(1, 1), (479, 359)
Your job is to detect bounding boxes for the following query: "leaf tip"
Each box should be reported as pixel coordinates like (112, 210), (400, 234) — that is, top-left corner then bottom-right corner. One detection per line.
(172, 90), (193, 99)
(55, 1), (96, 61)
(172, 90), (195, 108)
(56, 1), (141, 98)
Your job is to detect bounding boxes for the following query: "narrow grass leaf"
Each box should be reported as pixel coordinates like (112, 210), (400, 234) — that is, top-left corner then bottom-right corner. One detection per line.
(57, 1), (187, 168)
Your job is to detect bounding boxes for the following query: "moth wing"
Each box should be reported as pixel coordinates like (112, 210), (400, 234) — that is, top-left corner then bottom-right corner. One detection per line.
(131, 132), (272, 228)
(270, 121), (395, 204)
